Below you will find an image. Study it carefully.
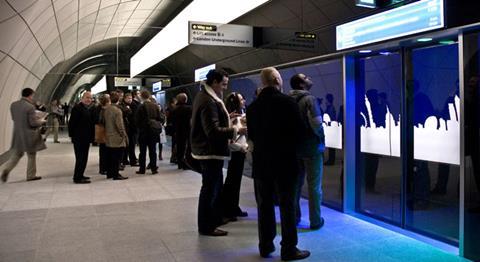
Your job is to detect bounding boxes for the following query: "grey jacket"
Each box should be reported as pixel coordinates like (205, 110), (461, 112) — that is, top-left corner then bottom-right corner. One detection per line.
(104, 104), (128, 148)
(10, 98), (46, 153)
(289, 89), (325, 157)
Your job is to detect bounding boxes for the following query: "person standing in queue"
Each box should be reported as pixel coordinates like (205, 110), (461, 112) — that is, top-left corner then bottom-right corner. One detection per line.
(247, 67), (310, 260)
(68, 91), (95, 184)
(191, 69), (247, 237)
(289, 73), (326, 230)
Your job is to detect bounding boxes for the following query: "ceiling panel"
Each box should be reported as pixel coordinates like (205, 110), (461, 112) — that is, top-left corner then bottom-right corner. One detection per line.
(104, 24), (122, 38)
(56, 0), (78, 31)
(28, 6), (55, 33)
(0, 15), (28, 53)
(45, 38), (64, 64)
(35, 18), (59, 49)
(8, 0), (37, 13)
(31, 54), (50, 79)
(117, 1), (138, 12)
(96, 5), (116, 24)
(0, 0), (16, 22)
(20, 0), (52, 25)
(0, 55), (15, 89)
(79, 0), (100, 19)
(137, 0), (159, 10)
(91, 24), (109, 42)
(130, 9), (151, 19)
(100, 0), (120, 9)
(9, 29), (38, 67)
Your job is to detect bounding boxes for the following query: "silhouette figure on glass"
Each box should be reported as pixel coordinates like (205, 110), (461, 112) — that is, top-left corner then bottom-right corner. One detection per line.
(324, 94), (336, 166)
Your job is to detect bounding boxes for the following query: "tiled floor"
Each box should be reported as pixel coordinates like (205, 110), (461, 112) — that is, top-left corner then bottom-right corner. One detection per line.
(0, 135), (470, 261)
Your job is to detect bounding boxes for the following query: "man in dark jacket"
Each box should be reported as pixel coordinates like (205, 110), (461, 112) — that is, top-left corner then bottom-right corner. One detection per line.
(1, 88), (46, 183)
(120, 92), (138, 166)
(289, 73), (326, 230)
(68, 91), (95, 184)
(191, 69), (247, 237)
(135, 90), (162, 174)
(170, 93), (192, 169)
(247, 67), (310, 261)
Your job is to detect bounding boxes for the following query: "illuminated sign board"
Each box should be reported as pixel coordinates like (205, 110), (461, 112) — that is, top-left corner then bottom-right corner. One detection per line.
(152, 81), (162, 92)
(194, 64), (216, 82)
(337, 0), (444, 50)
(189, 21), (253, 48)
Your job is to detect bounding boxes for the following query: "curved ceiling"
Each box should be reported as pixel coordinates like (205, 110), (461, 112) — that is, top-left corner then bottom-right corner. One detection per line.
(0, 0), (187, 153)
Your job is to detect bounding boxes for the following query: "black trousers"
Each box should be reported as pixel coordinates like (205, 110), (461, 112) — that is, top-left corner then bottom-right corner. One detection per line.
(106, 147), (124, 178)
(222, 151), (246, 217)
(73, 142), (90, 181)
(99, 143), (107, 173)
(138, 139), (157, 172)
(176, 135), (188, 168)
(254, 176), (298, 253)
(198, 159), (224, 233)
(123, 131), (137, 164)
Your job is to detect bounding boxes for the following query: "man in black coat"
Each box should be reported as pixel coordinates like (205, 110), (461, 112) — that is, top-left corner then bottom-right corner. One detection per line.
(246, 67), (310, 261)
(135, 90), (163, 174)
(191, 69), (247, 237)
(170, 93), (192, 169)
(68, 91), (95, 184)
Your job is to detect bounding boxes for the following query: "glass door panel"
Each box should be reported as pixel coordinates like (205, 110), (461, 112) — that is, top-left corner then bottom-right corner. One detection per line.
(406, 43), (460, 244)
(356, 52), (403, 224)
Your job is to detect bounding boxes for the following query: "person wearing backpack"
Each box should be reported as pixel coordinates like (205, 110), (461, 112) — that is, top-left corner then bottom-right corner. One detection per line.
(289, 73), (326, 230)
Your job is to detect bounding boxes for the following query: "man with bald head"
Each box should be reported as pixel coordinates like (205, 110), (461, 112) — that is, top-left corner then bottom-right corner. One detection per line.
(246, 67), (310, 260)
(68, 91), (95, 184)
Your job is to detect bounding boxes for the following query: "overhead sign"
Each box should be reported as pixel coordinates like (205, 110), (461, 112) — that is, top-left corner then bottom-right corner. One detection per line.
(114, 77), (142, 87)
(260, 28), (319, 52)
(195, 64), (216, 82)
(337, 0), (444, 50)
(152, 81), (162, 92)
(189, 21), (253, 48)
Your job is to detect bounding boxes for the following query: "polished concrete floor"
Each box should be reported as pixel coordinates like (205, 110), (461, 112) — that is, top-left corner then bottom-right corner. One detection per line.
(0, 135), (470, 261)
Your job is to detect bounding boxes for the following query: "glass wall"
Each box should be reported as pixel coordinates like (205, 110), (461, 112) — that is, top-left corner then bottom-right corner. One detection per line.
(228, 59), (344, 209)
(406, 43), (460, 243)
(462, 31), (480, 261)
(355, 52), (403, 224)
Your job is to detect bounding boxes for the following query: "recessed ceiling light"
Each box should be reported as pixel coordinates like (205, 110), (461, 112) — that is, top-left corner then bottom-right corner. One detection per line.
(359, 50), (372, 53)
(379, 51), (391, 55)
(417, 37), (433, 42)
(439, 40), (456, 45)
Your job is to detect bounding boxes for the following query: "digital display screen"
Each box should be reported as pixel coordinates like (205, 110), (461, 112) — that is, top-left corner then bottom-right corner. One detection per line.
(152, 81), (162, 92)
(194, 64), (216, 82)
(337, 0), (444, 50)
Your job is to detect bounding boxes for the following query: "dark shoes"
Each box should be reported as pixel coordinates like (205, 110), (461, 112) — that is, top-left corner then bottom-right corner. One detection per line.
(27, 176), (42, 181)
(130, 162), (139, 167)
(199, 229), (228, 237)
(281, 248), (311, 261)
(113, 175), (128, 180)
(1, 170), (9, 183)
(259, 245), (276, 258)
(136, 170), (145, 174)
(310, 217), (325, 230)
(151, 169), (158, 175)
(99, 171), (107, 175)
(74, 178), (90, 184)
(235, 209), (248, 217)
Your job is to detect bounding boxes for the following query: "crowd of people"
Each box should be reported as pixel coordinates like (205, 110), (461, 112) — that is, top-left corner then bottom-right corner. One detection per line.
(1, 67), (327, 261)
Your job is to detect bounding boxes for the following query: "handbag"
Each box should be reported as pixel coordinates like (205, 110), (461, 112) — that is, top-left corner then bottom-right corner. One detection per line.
(95, 124), (106, 144)
(184, 141), (202, 173)
(159, 125), (167, 144)
(146, 104), (163, 135)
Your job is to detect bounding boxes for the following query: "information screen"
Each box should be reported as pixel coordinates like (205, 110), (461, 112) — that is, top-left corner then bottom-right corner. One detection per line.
(337, 0), (444, 50)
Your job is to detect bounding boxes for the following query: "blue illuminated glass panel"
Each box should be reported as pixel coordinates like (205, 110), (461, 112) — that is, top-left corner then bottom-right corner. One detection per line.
(337, 0), (444, 50)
